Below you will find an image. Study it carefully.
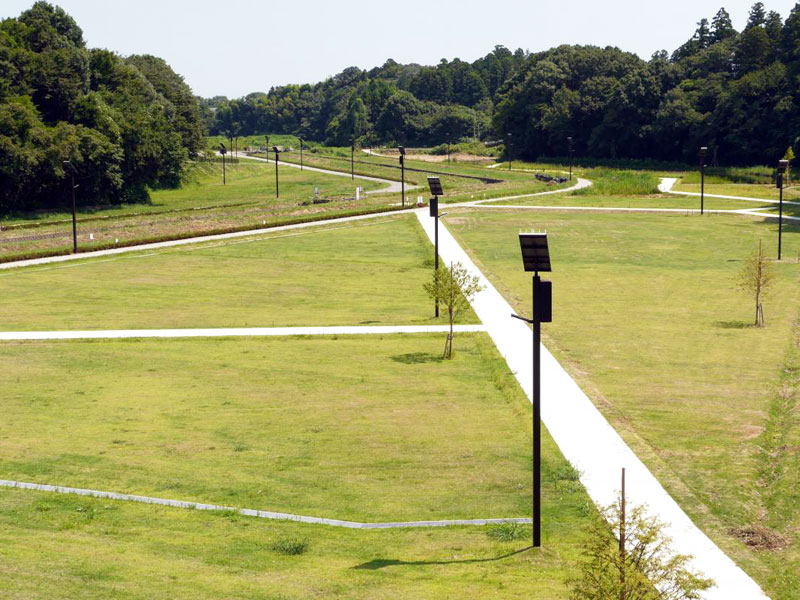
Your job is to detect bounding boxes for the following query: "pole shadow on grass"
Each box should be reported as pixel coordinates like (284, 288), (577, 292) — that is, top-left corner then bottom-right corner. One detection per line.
(353, 546), (533, 570)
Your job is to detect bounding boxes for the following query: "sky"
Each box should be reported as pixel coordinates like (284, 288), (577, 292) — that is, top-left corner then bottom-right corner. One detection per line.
(2, 0), (798, 98)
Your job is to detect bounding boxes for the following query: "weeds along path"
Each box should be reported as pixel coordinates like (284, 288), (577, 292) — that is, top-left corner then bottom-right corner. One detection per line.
(414, 209), (769, 600)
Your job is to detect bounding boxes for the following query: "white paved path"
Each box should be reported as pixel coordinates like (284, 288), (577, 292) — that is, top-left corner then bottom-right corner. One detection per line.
(415, 210), (768, 599)
(0, 480), (528, 529)
(0, 325), (485, 341)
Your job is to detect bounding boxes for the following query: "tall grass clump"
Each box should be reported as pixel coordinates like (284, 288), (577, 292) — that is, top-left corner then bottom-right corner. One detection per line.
(573, 169), (660, 196)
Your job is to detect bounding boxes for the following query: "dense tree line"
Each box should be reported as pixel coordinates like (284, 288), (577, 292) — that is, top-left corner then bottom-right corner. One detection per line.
(209, 2), (800, 166)
(0, 2), (203, 213)
(205, 46), (528, 147)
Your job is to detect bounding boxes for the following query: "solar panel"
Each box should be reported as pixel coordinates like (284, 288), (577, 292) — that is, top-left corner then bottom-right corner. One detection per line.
(519, 232), (551, 273)
(427, 177), (444, 197)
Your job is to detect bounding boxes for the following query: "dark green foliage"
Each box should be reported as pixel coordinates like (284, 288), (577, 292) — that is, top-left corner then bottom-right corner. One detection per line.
(0, 3), (203, 214)
(271, 537), (309, 556)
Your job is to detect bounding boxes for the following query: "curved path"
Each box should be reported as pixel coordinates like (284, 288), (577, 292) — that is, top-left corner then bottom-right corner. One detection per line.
(415, 209), (768, 599)
(237, 152), (416, 195)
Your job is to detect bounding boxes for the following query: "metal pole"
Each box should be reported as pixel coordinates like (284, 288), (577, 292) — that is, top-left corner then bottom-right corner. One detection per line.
(70, 172), (77, 253)
(701, 161), (705, 215)
(401, 156), (405, 208)
(532, 273), (541, 548)
(435, 211), (440, 318)
(351, 144), (355, 180)
(508, 133), (512, 171)
(275, 153), (280, 199)
(620, 467), (626, 600)
(779, 175), (784, 260)
(300, 138), (304, 171)
(222, 152), (226, 185)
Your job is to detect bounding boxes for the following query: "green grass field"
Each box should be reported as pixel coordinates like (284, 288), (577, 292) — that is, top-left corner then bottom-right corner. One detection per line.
(0, 485), (591, 600)
(0, 334), (542, 521)
(445, 208), (800, 598)
(0, 216), (475, 331)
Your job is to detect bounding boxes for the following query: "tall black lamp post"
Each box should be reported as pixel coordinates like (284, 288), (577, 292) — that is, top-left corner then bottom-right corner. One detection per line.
(428, 177), (446, 319)
(273, 146), (281, 198)
(398, 146), (406, 207)
(699, 146), (708, 215)
(778, 159), (789, 260)
(351, 142), (355, 180)
(507, 132), (513, 171)
(511, 232), (553, 548)
(219, 143), (227, 185)
(298, 137), (304, 171)
(62, 160), (79, 253)
(567, 136), (574, 181)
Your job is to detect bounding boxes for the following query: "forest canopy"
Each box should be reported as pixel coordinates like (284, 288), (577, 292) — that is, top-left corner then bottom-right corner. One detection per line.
(207, 2), (800, 167)
(3, 2), (800, 214)
(0, 1), (203, 213)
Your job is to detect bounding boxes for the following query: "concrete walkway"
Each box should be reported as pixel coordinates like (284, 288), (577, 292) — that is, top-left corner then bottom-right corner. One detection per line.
(414, 209), (768, 599)
(0, 480), (528, 530)
(236, 152), (416, 195)
(0, 325), (486, 341)
(660, 177), (800, 207)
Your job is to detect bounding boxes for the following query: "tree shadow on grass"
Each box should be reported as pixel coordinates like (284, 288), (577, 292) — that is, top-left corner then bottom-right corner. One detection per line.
(713, 320), (753, 329)
(391, 352), (443, 364)
(353, 546), (533, 570)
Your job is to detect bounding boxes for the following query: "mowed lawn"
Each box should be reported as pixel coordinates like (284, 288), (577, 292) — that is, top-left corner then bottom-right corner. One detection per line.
(0, 216), (474, 331)
(446, 209), (800, 597)
(0, 484), (591, 600)
(0, 334), (540, 521)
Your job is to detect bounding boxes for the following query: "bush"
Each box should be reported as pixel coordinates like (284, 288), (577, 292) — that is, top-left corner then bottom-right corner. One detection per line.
(486, 522), (528, 542)
(271, 537), (309, 556)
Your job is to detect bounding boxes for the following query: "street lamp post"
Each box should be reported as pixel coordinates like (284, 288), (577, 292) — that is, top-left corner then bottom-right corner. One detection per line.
(567, 136), (574, 181)
(219, 143), (227, 185)
(299, 137), (304, 171)
(778, 159), (789, 260)
(399, 146), (406, 207)
(62, 161), (78, 253)
(273, 146), (281, 198)
(699, 147), (708, 215)
(351, 142), (355, 180)
(428, 177), (446, 319)
(511, 232), (553, 548)
(507, 133), (513, 171)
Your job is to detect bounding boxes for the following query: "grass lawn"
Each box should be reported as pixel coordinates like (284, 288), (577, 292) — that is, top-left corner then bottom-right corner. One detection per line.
(0, 332), (595, 598)
(0, 485), (590, 600)
(483, 193), (766, 211)
(445, 208), (800, 598)
(0, 216), (473, 331)
(0, 161), (395, 262)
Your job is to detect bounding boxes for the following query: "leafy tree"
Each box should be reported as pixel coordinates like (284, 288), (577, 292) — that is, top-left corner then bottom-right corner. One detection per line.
(569, 495), (713, 599)
(739, 240), (774, 326)
(746, 2), (768, 29)
(423, 262), (483, 359)
(711, 7), (737, 43)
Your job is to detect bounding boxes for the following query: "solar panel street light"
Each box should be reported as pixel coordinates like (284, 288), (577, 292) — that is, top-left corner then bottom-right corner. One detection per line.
(62, 160), (79, 252)
(273, 146), (281, 198)
(512, 231), (554, 548)
(699, 147), (708, 215)
(398, 146), (406, 207)
(428, 177), (446, 318)
(778, 159), (790, 259)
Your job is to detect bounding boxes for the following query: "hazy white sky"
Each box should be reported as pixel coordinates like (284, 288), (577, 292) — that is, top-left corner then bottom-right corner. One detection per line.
(2, 0), (798, 98)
